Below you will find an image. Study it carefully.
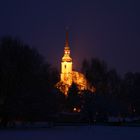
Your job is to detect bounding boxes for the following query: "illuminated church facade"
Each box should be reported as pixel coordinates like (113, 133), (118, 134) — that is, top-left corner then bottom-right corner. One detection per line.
(56, 31), (94, 96)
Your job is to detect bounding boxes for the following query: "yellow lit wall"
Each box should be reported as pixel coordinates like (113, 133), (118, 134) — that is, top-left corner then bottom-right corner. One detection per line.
(61, 62), (72, 73)
(61, 61), (72, 85)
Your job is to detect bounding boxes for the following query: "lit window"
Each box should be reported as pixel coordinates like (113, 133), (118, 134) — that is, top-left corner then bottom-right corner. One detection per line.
(73, 108), (76, 112)
(73, 107), (81, 112)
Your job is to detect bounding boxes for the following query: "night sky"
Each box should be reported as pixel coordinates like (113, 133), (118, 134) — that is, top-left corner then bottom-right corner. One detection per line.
(0, 0), (140, 75)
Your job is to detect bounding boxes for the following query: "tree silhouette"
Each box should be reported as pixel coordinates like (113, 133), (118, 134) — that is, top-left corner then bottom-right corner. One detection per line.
(82, 58), (108, 94)
(66, 83), (81, 111)
(0, 36), (59, 126)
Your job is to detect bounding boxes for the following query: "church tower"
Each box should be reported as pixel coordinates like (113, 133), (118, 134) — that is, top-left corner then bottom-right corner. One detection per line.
(56, 31), (94, 96)
(60, 31), (73, 92)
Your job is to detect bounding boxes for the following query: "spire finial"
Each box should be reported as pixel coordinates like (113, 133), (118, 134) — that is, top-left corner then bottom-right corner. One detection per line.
(65, 26), (69, 48)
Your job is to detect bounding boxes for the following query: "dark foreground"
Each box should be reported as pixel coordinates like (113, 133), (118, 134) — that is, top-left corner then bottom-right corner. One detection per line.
(0, 125), (140, 140)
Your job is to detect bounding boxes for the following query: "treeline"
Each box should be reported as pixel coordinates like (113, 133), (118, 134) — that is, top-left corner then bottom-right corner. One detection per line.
(0, 37), (61, 126)
(80, 58), (140, 120)
(0, 37), (140, 126)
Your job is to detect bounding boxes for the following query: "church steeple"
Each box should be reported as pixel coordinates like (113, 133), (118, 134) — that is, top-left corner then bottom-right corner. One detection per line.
(60, 31), (73, 95)
(65, 31), (69, 49)
(62, 30), (72, 62)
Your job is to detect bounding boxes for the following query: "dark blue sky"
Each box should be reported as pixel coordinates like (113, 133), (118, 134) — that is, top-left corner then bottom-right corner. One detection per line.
(0, 0), (140, 74)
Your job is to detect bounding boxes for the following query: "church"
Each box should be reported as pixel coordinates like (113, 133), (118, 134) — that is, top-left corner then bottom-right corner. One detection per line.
(56, 31), (94, 96)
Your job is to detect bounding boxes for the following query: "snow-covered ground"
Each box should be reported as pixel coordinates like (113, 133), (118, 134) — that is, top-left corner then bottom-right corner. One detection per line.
(0, 125), (140, 140)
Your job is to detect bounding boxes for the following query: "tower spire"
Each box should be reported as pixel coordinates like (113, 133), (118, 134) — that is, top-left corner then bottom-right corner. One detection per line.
(65, 28), (69, 48)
